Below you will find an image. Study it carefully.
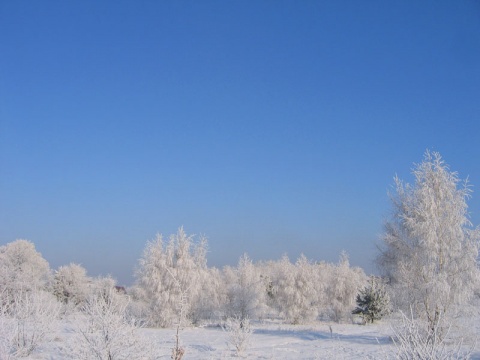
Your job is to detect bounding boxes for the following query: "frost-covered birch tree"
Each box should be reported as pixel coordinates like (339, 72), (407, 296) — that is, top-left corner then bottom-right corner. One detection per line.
(377, 151), (480, 332)
(268, 255), (320, 324)
(325, 252), (366, 322)
(224, 254), (266, 321)
(134, 227), (208, 327)
(190, 267), (226, 324)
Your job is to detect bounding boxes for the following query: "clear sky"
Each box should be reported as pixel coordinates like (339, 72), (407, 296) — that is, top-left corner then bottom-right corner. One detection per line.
(1, 1), (479, 285)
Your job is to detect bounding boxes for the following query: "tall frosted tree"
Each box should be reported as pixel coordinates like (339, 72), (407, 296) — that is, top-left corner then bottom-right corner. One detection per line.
(377, 151), (480, 331)
(134, 227), (208, 327)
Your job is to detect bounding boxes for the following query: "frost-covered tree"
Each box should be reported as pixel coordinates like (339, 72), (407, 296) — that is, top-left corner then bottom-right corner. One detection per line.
(291, 255), (324, 323)
(90, 275), (117, 302)
(268, 255), (320, 324)
(377, 151), (480, 332)
(134, 227), (208, 327)
(266, 256), (296, 321)
(190, 267), (226, 324)
(0, 240), (51, 300)
(352, 276), (391, 324)
(325, 252), (366, 322)
(53, 263), (90, 307)
(224, 254), (266, 322)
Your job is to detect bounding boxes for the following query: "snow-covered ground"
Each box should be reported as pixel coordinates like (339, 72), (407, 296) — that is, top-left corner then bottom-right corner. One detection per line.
(25, 319), (480, 359)
(161, 321), (394, 359)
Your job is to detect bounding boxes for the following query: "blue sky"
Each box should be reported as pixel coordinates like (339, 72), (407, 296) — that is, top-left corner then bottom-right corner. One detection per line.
(1, 1), (480, 285)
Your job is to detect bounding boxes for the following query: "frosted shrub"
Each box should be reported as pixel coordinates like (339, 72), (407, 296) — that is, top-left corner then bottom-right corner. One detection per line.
(391, 310), (474, 360)
(0, 290), (60, 357)
(223, 316), (253, 356)
(67, 288), (156, 360)
(125, 285), (150, 325)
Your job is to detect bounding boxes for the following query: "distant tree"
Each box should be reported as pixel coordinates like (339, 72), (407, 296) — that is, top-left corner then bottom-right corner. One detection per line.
(53, 263), (90, 307)
(377, 151), (480, 334)
(223, 254), (266, 322)
(90, 275), (117, 302)
(352, 276), (391, 324)
(190, 267), (226, 324)
(268, 255), (319, 324)
(134, 227), (208, 327)
(0, 240), (51, 300)
(325, 251), (366, 322)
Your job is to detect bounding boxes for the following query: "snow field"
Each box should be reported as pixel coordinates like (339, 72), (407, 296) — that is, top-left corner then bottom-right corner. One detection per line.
(22, 319), (480, 359)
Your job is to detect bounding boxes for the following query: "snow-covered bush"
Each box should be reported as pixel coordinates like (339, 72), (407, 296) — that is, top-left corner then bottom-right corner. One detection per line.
(0, 240), (51, 300)
(391, 310), (473, 360)
(134, 227), (209, 327)
(224, 254), (267, 321)
(0, 290), (60, 357)
(124, 285), (150, 325)
(352, 276), (391, 324)
(53, 263), (90, 308)
(223, 316), (253, 356)
(67, 288), (155, 360)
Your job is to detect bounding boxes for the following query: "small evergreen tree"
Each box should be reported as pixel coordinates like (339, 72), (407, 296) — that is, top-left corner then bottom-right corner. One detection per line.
(352, 276), (390, 324)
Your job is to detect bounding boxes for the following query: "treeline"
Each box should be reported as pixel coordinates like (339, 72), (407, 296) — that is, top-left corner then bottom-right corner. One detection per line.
(132, 227), (366, 327)
(0, 232), (367, 328)
(0, 235), (367, 358)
